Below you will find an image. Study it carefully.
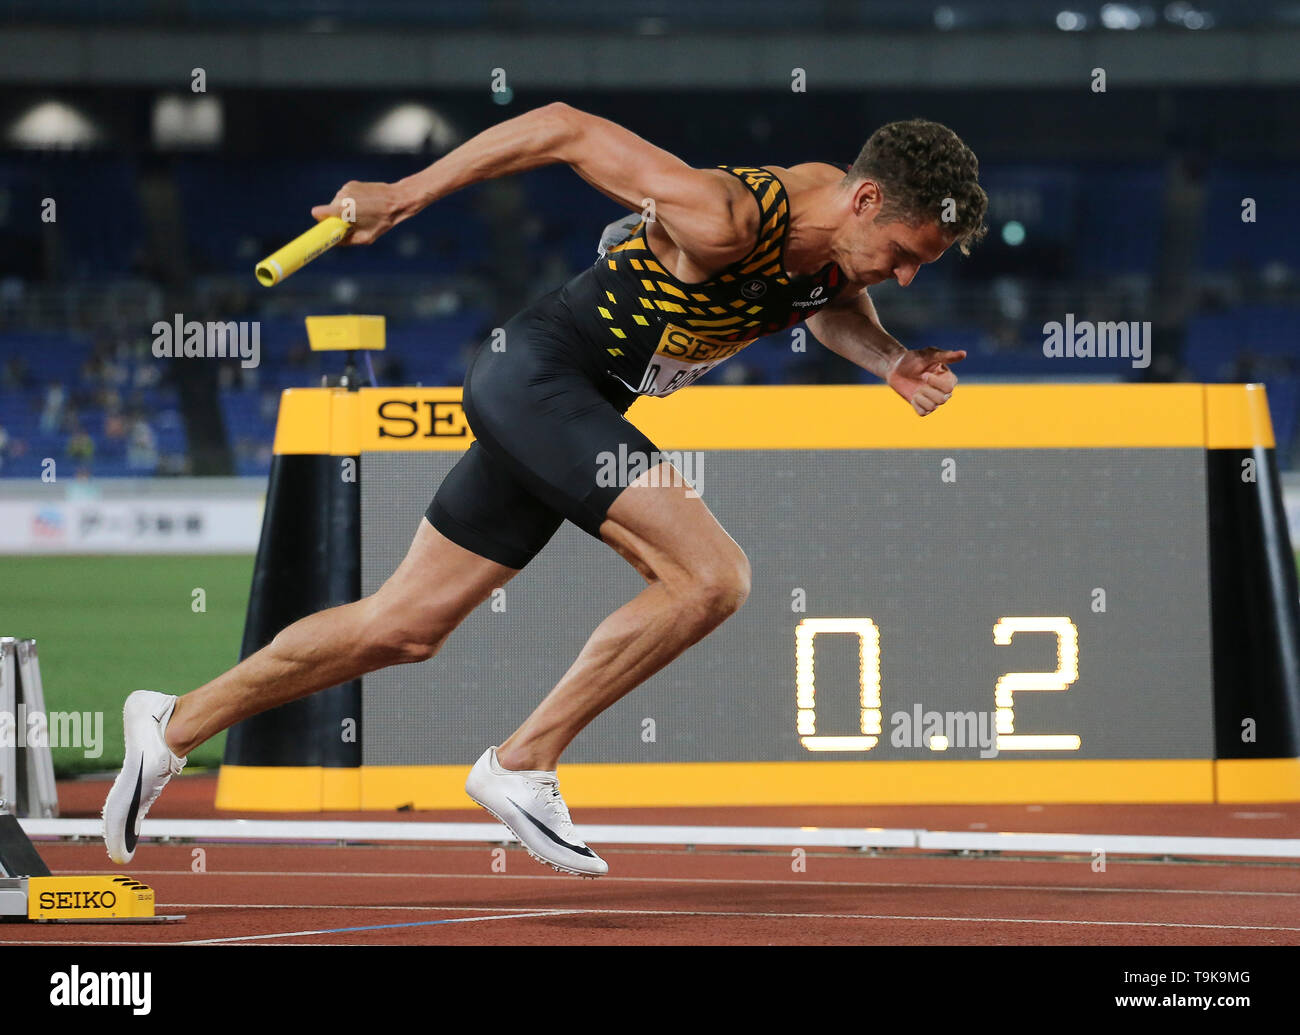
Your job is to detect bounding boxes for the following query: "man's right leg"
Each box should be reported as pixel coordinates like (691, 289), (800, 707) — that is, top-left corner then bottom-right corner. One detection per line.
(165, 518), (517, 756)
(102, 517), (516, 863)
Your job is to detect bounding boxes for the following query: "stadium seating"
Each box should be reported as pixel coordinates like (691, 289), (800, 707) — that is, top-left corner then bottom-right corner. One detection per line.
(0, 155), (1296, 477)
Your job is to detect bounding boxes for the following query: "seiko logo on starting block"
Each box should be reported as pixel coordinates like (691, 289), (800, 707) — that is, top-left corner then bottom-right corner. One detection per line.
(41, 889), (119, 909)
(27, 876), (156, 920)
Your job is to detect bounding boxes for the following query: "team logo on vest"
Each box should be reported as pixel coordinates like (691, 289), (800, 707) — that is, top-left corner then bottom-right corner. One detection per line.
(793, 285), (829, 309)
(740, 279), (767, 300)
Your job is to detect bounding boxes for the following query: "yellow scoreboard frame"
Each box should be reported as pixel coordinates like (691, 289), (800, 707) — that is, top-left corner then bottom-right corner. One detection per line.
(217, 383), (1300, 810)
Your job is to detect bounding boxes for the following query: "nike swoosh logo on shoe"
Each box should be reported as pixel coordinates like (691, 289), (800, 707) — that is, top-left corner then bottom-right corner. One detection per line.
(506, 796), (596, 858)
(124, 758), (145, 853)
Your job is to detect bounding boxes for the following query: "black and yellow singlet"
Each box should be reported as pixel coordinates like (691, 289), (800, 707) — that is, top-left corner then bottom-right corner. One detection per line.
(557, 165), (851, 396)
(425, 163), (853, 569)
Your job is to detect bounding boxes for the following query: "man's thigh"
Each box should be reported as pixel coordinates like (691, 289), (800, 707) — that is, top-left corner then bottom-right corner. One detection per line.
(428, 441), (567, 570)
(370, 514), (522, 638)
(458, 320), (659, 542)
(600, 463), (749, 587)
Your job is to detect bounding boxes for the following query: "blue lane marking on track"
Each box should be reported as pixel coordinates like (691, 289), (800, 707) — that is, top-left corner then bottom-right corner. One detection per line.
(287, 918), (476, 936)
(185, 909), (587, 944)
(178, 909), (590, 945)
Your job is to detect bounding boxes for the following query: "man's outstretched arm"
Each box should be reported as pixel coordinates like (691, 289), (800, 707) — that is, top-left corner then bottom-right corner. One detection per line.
(310, 102), (755, 268)
(805, 289), (966, 416)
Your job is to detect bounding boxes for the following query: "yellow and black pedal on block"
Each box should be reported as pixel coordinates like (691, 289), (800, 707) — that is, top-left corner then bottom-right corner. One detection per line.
(0, 816), (183, 923)
(27, 876), (157, 921)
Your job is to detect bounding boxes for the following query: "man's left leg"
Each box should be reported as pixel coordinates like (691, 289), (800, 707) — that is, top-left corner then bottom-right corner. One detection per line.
(496, 463), (750, 771)
(464, 463), (749, 876)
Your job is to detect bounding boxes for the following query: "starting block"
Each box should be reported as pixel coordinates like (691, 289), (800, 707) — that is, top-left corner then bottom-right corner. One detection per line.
(0, 636), (183, 924)
(27, 875), (158, 921)
(0, 813), (182, 924)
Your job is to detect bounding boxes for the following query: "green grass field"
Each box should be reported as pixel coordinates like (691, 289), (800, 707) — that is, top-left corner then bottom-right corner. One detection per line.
(1, 554), (254, 775)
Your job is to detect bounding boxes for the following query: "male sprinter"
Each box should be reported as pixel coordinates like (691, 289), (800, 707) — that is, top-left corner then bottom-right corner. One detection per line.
(104, 104), (986, 876)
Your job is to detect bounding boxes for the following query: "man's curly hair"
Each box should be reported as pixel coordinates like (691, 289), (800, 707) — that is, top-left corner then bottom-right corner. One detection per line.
(849, 119), (988, 256)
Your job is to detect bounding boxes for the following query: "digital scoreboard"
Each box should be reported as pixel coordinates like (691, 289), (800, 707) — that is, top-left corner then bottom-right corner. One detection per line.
(219, 383), (1300, 809)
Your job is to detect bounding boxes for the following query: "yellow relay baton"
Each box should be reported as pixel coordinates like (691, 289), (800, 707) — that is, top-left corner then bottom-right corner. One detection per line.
(255, 216), (351, 287)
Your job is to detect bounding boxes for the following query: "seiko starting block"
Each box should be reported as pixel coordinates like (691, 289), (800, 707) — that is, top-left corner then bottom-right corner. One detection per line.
(0, 813), (182, 924)
(1, 636), (182, 923)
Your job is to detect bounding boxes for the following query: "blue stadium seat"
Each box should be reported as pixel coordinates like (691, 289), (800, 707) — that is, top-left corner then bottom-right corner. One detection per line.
(1200, 163), (1299, 273)
(173, 157), (491, 277)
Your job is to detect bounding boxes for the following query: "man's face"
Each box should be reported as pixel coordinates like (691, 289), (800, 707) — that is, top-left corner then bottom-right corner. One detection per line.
(835, 179), (953, 287)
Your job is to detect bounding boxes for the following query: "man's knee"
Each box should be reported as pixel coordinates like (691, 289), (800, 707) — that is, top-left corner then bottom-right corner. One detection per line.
(368, 629), (438, 667)
(687, 546), (751, 625)
(360, 599), (450, 666)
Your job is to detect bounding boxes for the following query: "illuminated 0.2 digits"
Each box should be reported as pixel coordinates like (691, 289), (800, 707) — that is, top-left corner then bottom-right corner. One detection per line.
(993, 616), (1081, 752)
(793, 616), (1082, 755)
(795, 618), (881, 751)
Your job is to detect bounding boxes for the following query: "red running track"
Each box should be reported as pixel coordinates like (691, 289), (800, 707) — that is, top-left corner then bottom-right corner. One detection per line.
(2, 774), (1297, 946)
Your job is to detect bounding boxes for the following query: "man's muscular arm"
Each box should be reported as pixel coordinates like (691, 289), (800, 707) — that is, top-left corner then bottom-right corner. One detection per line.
(805, 289), (966, 416)
(805, 288), (908, 380)
(310, 102), (755, 267)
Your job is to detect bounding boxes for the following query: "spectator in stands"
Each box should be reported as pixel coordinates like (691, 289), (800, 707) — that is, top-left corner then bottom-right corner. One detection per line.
(100, 341), (129, 389)
(4, 432), (26, 468)
(39, 383), (65, 434)
(104, 410), (127, 443)
(132, 335), (163, 388)
(126, 416), (158, 472)
(66, 424), (94, 466)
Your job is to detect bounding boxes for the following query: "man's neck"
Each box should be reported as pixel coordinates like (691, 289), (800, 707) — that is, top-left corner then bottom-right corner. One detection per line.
(782, 177), (843, 277)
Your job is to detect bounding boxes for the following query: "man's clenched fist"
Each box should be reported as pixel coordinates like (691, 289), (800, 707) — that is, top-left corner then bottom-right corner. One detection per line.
(886, 347), (966, 416)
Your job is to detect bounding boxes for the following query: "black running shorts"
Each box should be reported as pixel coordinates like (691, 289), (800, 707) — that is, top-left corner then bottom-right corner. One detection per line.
(426, 293), (660, 570)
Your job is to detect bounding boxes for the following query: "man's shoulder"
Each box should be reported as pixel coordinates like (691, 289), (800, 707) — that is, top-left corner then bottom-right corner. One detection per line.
(770, 161), (852, 184)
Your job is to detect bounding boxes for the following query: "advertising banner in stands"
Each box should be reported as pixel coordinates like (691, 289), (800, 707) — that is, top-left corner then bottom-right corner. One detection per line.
(0, 497), (262, 554)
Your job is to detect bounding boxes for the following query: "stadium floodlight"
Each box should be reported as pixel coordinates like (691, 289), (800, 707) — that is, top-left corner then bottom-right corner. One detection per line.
(1100, 3), (1143, 29)
(6, 101), (100, 149)
(152, 95), (224, 150)
(364, 103), (459, 153)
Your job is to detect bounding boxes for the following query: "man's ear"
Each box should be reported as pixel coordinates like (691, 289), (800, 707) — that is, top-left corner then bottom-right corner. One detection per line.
(854, 178), (883, 217)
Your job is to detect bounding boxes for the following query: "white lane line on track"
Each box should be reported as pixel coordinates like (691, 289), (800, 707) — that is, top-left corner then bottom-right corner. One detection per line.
(105, 868), (1300, 897)
(379, 908), (1300, 933)
(167, 903), (566, 912)
(175, 911), (1300, 935)
(4, 907), (1300, 945)
(175, 910), (590, 945)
